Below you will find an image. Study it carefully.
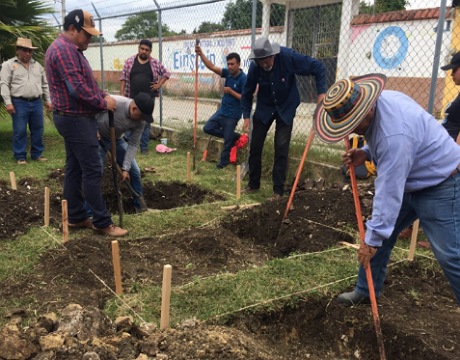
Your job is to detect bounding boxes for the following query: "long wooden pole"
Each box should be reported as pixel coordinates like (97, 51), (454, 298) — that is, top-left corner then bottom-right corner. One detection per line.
(186, 152), (191, 182)
(192, 39), (200, 171)
(282, 127), (315, 221)
(344, 137), (386, 360)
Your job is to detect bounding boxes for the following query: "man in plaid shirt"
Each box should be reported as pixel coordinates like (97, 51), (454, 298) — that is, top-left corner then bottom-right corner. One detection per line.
(120, 39), (170, 154)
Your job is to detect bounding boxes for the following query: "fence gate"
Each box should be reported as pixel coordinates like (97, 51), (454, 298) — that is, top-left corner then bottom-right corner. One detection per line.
(288, 3), (341, 102)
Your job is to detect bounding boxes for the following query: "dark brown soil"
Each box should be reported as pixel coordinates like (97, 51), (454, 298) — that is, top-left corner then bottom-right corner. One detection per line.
(0, 175), (459, 360)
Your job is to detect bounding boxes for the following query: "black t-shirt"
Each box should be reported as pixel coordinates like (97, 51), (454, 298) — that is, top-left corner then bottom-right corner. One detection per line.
(442, 93), (460, 141)
(129, 58), (156, 98)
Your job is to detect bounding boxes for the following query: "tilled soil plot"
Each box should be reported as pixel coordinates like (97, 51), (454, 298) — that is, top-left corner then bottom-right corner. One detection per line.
(0, 178), (459, 359)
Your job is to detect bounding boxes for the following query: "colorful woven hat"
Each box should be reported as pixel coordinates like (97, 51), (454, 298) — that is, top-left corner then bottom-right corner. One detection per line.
(314, 73), (387, 143)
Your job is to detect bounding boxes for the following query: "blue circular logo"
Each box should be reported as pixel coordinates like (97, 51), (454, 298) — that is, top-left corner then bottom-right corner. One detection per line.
(373, 26), (408, 69)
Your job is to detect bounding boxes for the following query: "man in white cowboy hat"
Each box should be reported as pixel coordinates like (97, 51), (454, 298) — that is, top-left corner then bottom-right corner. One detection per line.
(314, 73), (460, 306)
(241, 37), (326, 200)
(0, 38), (52, 164)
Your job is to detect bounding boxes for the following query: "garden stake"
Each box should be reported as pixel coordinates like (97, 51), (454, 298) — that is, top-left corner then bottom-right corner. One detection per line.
(344, 136), (386, 360)
(407, 218), (420, 261)
(62, 199), (69, 243)
(9, 171), (17, 190)
(111, 241), (122, 295)
(44, 187), (50, 227)
(160, 264), (172, 330)
(236, 165), (241, 200)
(282, 127), (315, 221)
(109, 111), (124, 227)
(192, 38), (200, 171)
(186, 152), (192, 182)
(201, 136), (212, 161)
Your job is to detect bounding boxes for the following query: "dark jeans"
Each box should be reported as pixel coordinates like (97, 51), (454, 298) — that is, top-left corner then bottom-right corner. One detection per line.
(53, 114), (112, 228)
(99, 137), (143, 209)
(248, 113), (293, 195)
(203, 112), (240, 166)
(11, 97), (44, 160)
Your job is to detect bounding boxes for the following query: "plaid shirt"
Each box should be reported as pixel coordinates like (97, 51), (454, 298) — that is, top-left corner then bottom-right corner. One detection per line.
(120, 54), (171, 98)
(45, 34), (107, 114)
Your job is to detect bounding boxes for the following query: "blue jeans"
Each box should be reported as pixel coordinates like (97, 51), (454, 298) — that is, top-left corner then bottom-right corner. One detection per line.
(53, 114), (112, 229)
(248, 113), (293, 195)
(203, 112), (240, 166)
(355, 171), (460, 304)
(99, 137), (143, 209)
(11, 97), (44, 160)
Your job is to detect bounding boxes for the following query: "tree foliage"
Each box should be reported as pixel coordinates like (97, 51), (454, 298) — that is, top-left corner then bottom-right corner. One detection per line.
(0, 0), (56, 63)
(221, 0), (285, 30)
(115, 11), (178, 41)
(193, 21), (225, 34)
(359, 0), (409, 14)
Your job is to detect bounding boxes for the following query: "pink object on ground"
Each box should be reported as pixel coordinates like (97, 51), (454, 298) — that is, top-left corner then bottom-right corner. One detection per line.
(155, 144), (177, 154)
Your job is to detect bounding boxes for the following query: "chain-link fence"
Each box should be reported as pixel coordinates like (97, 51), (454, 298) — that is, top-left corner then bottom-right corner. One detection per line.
(52, 0), (456, 166)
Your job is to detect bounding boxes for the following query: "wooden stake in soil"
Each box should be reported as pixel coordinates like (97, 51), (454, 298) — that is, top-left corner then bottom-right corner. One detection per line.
(44, 187), (50, 227)
(160, 264), (172, 330)
(407, 219), (420, 261)
(186, 152), (192, 182)
(111, 241), (123, 295)
(61, 199), (69, 243)
(9, 172), (17, 190)
(236, 165), (241, 200)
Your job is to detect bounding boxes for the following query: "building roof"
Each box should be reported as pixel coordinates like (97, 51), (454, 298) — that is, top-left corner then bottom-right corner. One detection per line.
(351, 7), (454, 26)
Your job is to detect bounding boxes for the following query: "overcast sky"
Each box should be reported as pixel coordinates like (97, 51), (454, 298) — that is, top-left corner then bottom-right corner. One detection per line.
(43, 0), (447, 42)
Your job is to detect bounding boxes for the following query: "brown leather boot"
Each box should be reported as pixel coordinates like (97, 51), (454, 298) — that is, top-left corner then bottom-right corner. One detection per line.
(94, 224), (128, 237)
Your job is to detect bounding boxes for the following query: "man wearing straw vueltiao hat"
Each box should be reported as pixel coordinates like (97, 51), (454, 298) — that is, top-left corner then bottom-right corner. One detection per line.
(314, 73), (460, 306)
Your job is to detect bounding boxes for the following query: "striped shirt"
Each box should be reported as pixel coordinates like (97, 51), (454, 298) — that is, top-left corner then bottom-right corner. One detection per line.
(45, 34), (107, 114)
(120, 54), (171, 98)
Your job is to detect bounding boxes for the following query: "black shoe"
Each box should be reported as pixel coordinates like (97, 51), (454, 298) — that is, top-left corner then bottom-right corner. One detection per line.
(336, 290), (371, 306)
(216, 163), (228, 169)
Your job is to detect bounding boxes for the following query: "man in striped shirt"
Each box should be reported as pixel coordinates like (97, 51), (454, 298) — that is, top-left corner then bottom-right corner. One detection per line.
(45, 9), (128, 237)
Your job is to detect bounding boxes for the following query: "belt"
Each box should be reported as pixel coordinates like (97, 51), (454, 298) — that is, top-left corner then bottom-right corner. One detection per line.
(53, 110), (97, 117)
(13, 96), (40, 102)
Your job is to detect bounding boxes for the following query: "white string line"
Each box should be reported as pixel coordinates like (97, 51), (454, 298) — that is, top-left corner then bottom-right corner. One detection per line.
(40, 226), (147, 323)
(88, 269), (147, 324)
(209, 258), (407, 321)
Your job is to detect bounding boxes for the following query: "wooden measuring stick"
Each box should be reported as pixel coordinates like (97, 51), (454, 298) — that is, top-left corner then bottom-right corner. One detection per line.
(186, 152), (191, 182)
(407, 219), (420, 261)
(9, 172), (17, 190)
(160, 264), (172, 330)
(236, 165), (241, 200)
(111, 241), (123, 295)
(62, 199), (69, 243)
(44, 187), (50, 227)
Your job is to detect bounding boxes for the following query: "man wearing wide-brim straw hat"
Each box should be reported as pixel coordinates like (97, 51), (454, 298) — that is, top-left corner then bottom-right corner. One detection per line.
(0, 37), (52, 164)
(314, 73), (460, 306)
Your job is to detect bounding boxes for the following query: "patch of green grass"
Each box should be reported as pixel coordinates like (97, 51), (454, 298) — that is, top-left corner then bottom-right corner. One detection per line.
(105, 248), (361, 325)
